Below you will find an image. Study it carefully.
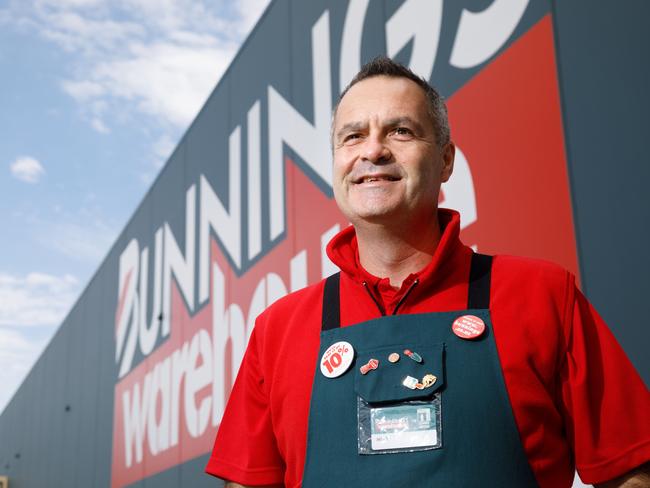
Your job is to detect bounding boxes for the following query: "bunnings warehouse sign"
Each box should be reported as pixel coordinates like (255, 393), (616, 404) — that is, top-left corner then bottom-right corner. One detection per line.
(110, 0), (579, 486)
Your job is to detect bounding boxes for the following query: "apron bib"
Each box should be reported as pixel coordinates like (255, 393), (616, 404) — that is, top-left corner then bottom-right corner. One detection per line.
(302, 254), (539, 487)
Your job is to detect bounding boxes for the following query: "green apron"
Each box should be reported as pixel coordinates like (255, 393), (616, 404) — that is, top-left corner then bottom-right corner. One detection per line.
(302, 254), (539, 487)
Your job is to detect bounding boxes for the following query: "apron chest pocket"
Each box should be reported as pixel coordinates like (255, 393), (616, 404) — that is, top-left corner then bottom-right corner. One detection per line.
(354, 343), (445, 403)
(355, 343), (445, 454)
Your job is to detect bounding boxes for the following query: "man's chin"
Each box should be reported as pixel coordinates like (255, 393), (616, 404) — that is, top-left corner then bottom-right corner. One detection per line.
(347, 209), (402, 227)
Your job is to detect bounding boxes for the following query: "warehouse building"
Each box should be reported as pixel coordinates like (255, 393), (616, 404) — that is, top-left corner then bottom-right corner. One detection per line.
(1, 1), (648, 486)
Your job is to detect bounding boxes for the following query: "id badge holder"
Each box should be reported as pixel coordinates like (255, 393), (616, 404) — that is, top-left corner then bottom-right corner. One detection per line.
(355, 343), (445, 455)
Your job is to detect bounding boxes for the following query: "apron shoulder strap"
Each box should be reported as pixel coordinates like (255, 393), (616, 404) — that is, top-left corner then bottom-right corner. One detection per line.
(468, 253), (493, 310)
(322, 272), (341, 331)
(321, 253), (493, 331)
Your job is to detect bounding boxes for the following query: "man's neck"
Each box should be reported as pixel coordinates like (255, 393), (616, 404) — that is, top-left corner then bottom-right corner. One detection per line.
(355, 214), (442, 289)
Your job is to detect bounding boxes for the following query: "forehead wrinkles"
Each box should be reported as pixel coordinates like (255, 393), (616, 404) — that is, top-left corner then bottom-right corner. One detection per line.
(333, 77), (432, 135)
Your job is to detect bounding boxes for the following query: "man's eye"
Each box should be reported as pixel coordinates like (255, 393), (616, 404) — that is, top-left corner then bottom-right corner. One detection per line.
(393, 127), (412, 136)
(343, 133), (361, 143)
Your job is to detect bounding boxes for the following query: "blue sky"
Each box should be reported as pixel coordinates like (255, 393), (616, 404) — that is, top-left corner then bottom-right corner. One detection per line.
(0, 0), (270, 414)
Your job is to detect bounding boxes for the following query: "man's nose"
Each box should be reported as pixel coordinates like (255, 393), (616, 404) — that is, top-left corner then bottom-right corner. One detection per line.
(361, 135), (391, 164)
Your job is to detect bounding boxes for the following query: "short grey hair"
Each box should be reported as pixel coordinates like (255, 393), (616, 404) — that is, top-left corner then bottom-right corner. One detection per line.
(332, 56), (450, 148)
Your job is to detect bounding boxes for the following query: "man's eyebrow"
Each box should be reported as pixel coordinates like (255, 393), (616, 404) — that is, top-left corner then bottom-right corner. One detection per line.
(334, 116), (426, 141)
(385, 116), (424, 132)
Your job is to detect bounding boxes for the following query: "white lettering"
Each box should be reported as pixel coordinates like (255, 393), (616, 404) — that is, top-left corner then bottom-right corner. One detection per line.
(450, 0), (529, 68)
(119, 228), (352, 468)
(321, 224), (341, 279)
(247, 101), (262, 260)
(339, 0), (370, 92)
(199, 127), (242, 304)
(117, 239), (139, 378)
(163, 185), (196, 336)
(170, 342), (188, 447)
(385, 0), (443, 80)
(146, 357), (171, 455)
(268, 10), (333, 240)
(211, 262), (228, 425)
(290, 250), (307, 292)
(138, 228), (163, 356)
(122, 375), (150, 467)
(440, 146), (477, 230)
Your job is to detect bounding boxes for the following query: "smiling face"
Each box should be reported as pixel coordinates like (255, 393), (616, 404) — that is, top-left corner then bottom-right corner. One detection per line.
(332, 75), (454, 229)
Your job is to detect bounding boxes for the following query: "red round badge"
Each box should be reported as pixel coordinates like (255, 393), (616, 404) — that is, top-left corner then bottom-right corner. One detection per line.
(452, 315), (486, 340)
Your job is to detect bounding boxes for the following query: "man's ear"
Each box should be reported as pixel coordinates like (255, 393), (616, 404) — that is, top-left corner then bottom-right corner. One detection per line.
(440, 141), (455, 183)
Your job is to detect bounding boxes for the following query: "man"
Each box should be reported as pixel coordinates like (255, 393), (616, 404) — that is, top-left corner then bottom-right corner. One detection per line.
(206, 57), (650, 487)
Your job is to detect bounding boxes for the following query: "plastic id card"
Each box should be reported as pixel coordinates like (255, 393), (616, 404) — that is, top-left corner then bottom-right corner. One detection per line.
(357, 395), (442, 454)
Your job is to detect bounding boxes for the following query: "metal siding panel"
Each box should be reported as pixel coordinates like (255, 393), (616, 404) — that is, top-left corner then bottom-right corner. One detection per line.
(8, 366), (26, 484)
(153, 147), (186, 488)
(75, 274), (103, 487)
(115, 205), (160, 485)
(21, 360), (39, 485)
(42, 325), (70, 485)
(142, 465), (179, 488)
(179, 454), (218, 487)
(552, 0), (650, 385)
(185, 83), (231, 225)
(228, 0), (291, 269)
(62, 307), (85, 487)
(31, 352), (48, 486)
(95, 260), (120, 487)
(4, 385), (23, 483)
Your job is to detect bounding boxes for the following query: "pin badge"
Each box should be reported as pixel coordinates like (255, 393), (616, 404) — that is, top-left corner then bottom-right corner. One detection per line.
(452, 315), (486, 340)
(320, 341), (354, 378)
(388, 352), (400, 363)
(421, 374), (437, 388)
(360, 358), (379, 375)
(404, 349), (423, 363)
(402, 376), (419, 390)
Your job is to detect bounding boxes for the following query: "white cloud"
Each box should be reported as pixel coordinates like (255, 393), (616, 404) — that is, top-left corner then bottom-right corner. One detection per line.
(10, 156), (45, 183)
(27, 0), (268, 128)
(61, 79), (105, 101)
(39, 11), (145, 54)
(92, 39), (236, 127)
(91, 117), (110, 133)
(0, 271), (79, 327)
(3, 0), (270, 180)
(37, 0), (104, 9)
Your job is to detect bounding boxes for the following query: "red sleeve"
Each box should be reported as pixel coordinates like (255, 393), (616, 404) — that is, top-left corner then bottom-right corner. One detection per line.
(560, 284), (650, 484)
(205, 321), (285, 485)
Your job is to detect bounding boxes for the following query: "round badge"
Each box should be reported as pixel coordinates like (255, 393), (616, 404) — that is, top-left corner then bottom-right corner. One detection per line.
(452, 315), (486, 340)
(388, 352), (400, 363)
(320, 341), (355, 378)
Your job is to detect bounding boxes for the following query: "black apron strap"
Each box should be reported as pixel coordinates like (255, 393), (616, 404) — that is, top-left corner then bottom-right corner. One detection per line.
(321, 254), (492, 331)
(468, 253), (493, 310)
(321, 272), (341, 331)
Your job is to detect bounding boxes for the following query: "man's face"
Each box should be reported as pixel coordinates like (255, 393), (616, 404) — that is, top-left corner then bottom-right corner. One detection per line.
(332, 75), (454, 228)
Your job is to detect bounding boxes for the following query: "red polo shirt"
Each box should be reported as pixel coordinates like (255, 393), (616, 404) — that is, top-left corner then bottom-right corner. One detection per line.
(206, 209), (650, 487)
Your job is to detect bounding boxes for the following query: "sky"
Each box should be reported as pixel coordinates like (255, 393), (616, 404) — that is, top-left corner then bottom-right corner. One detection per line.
(0, 0), (270, 414)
